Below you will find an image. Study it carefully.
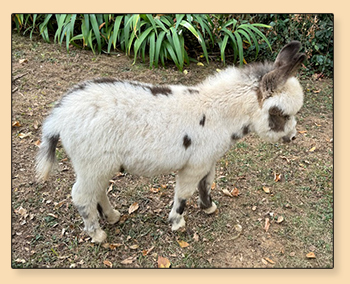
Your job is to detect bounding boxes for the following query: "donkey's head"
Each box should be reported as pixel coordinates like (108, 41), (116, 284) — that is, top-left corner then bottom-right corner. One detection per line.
(253, 41), (306, 143)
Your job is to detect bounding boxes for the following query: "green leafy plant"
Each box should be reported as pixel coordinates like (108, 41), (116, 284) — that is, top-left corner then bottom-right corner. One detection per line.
(208, 16), (271, 65)
(12, 13), (273, 71)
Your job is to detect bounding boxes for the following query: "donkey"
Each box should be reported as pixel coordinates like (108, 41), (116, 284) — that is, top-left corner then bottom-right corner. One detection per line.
(36, 41), (306, 243)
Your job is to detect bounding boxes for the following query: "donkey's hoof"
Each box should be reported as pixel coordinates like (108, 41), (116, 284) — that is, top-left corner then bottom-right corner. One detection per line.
(203, 202), (217, 214)
(171, 216), (186, 231)
(107, 209), (121, 224)
(91, 229), (107, 243)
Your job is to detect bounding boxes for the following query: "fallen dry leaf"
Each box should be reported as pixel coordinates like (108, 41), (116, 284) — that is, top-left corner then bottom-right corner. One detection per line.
(158, 256), (171, 268)
(261, 258), (268, 265)
(264, 218), (270, 232)
(211, 182), (216, 190)
(15, 206), (27, 218)
(120, 256), (135, 265)
(129, 244), (139, 250)
(264, 257), (275, 264)
(15, 258), (26, 264)
(274, 172), (282, 182)
(183, 70), (188, 75)
(309, 147), (316, 152)
(12, 121), (21, 128)
(33, 120), (39, 129)
(177, 240), (190, 248)
(128, 202), (139, 214)
(298, 130), (307, 134)
(222, 188), (232, 197)
(150, 187), (160, 193)
(231, 187), (239, 197)
(18, 132), (32, 139)
(276, 216), (284, 224)
(280, 156), (290, 163)
(109, 243), (123, 250)
(102, 243), (110, 249)
(19, 58), (28, 64)
(306, 252), (316, 259)
(197, 62), (204, 66)
(34, 140), (41, 146)
(103, 260), (113, 268)
(234, 224), (242, 232)
(262, 186), (270, 194)
(193, 232), (199, 242)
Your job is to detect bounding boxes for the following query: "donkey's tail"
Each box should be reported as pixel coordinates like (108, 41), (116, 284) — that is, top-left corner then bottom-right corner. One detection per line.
(35, 133), (60, 181)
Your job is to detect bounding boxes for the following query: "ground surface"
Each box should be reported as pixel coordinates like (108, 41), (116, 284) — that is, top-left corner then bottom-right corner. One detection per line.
(11, 33), (333, 268)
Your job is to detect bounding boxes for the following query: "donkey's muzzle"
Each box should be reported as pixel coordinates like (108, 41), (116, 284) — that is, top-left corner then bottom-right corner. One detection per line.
(282, 135), (296, 143)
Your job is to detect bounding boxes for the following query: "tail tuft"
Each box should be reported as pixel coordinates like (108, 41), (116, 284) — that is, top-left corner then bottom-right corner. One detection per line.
(35, 134), (60, 181)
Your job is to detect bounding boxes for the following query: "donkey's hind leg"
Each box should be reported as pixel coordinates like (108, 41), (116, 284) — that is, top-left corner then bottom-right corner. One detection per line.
(97, 188), (121, 224)
(72, 177), (108, 243)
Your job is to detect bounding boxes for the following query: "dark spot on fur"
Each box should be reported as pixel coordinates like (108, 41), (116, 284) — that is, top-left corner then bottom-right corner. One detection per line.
(176, 199), (187, 215)
(128, 81), (151, 92)
(183, 134), (192, 149)
(97, 203), (104, 218)
(93, 77), (119, 84)
(198, 174), (212, 209)
(269, 106), (288, 132)
(188, 88), (199, 94)
(243, 125), (250, 135)
(231, 133), (240, 140)
(150, 86), (172, 96)
(199, 114), (206, 127)
(231, 125), (250, 141)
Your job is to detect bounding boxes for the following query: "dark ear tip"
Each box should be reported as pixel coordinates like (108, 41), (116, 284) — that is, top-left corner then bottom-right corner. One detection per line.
(290, 40), (301, 45)
(283, 41), (302, 51)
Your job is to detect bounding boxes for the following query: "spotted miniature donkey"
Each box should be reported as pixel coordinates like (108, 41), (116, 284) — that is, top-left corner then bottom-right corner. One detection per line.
(36, 41), (306, 242)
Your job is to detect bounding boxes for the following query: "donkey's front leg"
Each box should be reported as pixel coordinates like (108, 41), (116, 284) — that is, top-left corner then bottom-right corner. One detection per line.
(169, 167), (210, 231)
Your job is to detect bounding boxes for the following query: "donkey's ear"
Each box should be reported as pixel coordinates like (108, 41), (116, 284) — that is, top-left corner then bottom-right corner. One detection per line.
(274, 41), (302, 69)
(260, 41), (305, 96)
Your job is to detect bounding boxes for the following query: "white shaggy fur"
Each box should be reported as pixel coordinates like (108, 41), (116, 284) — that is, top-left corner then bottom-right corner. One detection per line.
(36, 41), (306, 243)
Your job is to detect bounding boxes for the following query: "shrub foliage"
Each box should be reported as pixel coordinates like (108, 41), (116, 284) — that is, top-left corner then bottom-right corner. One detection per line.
(12, 14), (333, 76)
(248, 14), (334, 77)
